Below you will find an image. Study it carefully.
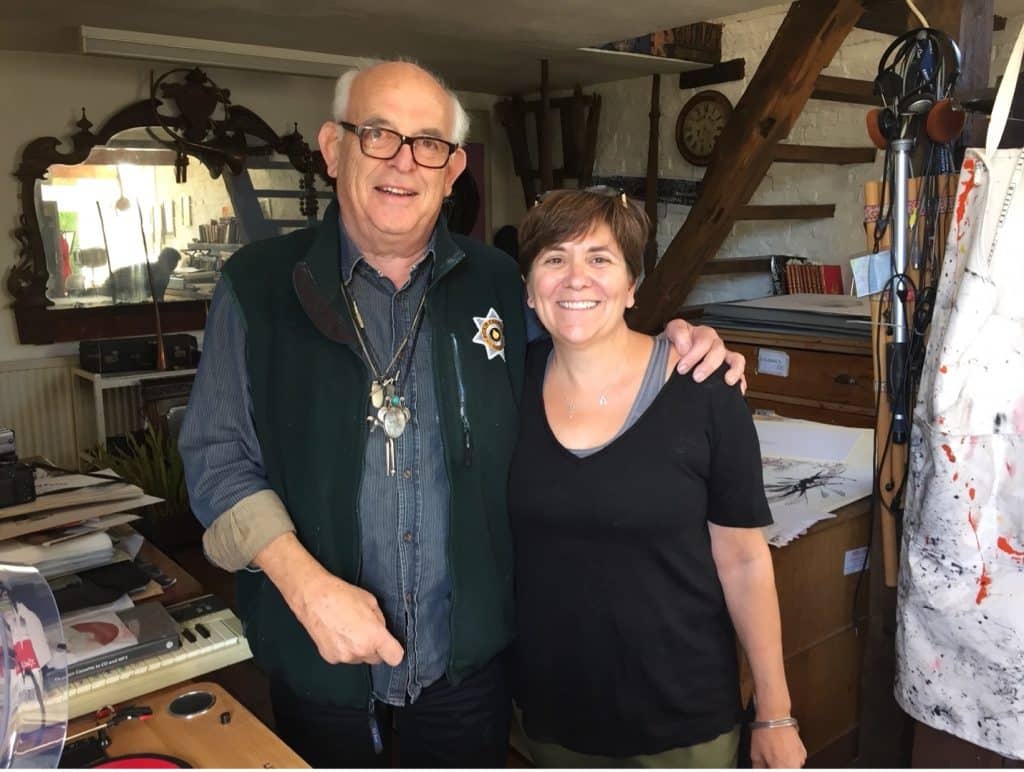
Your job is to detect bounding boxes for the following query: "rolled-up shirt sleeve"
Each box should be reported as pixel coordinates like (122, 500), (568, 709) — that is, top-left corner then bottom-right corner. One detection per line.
(179, 278), (296, 571)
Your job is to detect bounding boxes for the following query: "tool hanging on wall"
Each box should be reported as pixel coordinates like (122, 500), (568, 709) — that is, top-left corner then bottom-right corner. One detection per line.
(864, 25), (964, 587)
(497, 64), (602, 208)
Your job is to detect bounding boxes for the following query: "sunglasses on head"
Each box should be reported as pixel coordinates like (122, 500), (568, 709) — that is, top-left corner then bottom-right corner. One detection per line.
(533, 185), (632, 208)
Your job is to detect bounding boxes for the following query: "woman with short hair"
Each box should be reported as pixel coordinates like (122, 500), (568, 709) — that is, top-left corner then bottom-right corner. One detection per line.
(508, 188), (805, 769)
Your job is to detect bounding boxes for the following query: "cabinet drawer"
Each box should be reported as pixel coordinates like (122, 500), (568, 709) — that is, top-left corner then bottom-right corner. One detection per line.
(728, 342), (874, 409)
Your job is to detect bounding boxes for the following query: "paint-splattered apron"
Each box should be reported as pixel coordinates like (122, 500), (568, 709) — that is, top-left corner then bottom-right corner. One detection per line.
(895, 25), (1024, 760)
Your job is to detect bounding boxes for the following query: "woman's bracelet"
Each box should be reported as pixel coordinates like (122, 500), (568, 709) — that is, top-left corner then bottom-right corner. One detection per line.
(750, 717), (799, 730)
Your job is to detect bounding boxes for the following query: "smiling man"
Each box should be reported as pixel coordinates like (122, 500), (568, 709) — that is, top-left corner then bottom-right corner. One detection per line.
(179, 60), (743, 768)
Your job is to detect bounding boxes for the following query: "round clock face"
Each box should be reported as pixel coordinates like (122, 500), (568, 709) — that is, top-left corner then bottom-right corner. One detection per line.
(675, 90), (732, 166)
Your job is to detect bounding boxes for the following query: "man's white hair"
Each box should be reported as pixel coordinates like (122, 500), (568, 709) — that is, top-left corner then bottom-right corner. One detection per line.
(332, 59), (470, 146)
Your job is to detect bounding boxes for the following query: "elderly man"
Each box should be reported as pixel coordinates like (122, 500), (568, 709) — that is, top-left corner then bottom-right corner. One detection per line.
(180, 60), (743, 768)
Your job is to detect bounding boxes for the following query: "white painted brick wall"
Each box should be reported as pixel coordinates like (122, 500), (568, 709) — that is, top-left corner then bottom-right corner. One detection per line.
(589, 5), (1020, 307)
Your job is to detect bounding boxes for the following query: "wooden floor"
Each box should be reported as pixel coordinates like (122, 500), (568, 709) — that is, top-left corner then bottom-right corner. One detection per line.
(168, 543), (532, 767)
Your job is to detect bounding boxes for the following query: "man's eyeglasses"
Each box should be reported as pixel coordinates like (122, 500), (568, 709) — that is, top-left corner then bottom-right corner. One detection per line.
(338, 121), (459, 169)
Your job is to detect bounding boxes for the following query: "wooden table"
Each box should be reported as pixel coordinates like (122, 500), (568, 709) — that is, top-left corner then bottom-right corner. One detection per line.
(65, 681), (307, 768)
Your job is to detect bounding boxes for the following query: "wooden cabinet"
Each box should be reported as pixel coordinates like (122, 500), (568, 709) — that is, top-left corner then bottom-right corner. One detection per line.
(739, 499), (871, 766)
(721, 329), (875, 427)
(723, 327), (874, 765)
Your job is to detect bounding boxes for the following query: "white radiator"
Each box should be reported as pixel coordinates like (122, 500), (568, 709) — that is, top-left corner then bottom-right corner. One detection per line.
(0, 357), (143, 469)
(0, 357), (78, 469)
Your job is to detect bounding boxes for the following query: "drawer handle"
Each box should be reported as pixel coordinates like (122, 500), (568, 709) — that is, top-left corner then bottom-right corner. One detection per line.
(834, 373), (858, 386)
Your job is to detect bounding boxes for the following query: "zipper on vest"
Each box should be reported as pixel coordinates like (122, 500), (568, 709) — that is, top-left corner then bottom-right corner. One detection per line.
(449, 333), (473, 467)
(367, 695), (384, 755)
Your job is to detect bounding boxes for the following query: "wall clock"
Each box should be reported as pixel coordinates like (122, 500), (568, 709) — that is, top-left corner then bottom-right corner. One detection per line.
(675, 90), (733, 167)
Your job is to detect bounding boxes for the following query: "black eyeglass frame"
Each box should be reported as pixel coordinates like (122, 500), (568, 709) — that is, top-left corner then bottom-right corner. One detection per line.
(338, 121), (459, 169)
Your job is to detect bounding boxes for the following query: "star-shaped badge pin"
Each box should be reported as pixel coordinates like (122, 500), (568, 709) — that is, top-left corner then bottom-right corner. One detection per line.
(472, 307), (506, 361)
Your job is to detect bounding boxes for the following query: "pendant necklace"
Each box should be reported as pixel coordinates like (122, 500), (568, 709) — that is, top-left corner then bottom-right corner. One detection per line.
(340, 281), (429, 475)
(567, 393), (609, 419)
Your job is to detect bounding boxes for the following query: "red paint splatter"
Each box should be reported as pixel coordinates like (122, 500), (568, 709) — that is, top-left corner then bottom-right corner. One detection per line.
(939, 365), (948, 374)
(941, 444), (957, 462)
(976, 565), (992, 604)
(969, 488), (976, 500)
(1007, 462), (1016, 477)
(938, 416), (946, 425)
(997, 536), (1024, 565)
(953, 472), (959, 481)
(967, 510), (990, 604)
(956, 159), (979, 242)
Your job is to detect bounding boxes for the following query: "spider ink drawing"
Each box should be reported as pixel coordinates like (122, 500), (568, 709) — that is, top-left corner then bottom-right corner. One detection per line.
(763, 462), (852, 504)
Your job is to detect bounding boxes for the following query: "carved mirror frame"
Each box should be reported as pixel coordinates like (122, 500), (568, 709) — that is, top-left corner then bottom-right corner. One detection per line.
(9, 67), (326, 344)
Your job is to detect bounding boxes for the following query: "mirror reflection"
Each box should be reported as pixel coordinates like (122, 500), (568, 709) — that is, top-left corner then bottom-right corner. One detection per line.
(38, 129), (320, 307)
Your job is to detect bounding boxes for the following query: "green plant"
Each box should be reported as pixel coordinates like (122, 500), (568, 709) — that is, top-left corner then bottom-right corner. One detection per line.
(86, 425), (189, 521)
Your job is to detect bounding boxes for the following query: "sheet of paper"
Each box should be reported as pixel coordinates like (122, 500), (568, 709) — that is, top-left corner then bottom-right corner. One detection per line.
(755, 417), (871, 463)
(1, 481), (144, 520)
(850, 250), (893, 297)
(33, 469), (119, 494)
(762, 457), (872, 515)
(730, 293), (871, 317)
(0, 495), (162, 541)
(763, 509), (837, 547)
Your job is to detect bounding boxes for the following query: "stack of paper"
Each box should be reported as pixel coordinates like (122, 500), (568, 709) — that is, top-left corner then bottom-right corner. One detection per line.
(0, 531), (116, 578)
(755, 417), (874, 547)
(0, 470), (161, 542)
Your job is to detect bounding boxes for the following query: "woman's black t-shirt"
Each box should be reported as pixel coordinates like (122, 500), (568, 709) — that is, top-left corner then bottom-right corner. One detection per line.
(508, 339), (773, 757)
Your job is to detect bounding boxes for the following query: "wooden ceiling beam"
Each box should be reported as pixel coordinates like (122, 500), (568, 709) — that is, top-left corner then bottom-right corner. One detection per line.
(628, 0), (864, 332)
(856, 0), (1005, 35)
(917, 0), (994, 148)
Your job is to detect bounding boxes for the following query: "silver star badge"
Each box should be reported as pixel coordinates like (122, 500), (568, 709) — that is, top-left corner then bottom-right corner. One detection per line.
(472, 307), (506, 361)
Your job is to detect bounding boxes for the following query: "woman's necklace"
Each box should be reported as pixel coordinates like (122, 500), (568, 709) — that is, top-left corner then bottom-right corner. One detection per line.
(567, 393), (608, 418)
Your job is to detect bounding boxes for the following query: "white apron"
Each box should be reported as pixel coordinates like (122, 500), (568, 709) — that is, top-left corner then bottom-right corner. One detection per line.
(895, 25), (1024, 760)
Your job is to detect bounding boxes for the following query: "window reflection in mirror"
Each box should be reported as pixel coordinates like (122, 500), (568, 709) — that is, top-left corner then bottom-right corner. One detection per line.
(38, 129), (315, 307)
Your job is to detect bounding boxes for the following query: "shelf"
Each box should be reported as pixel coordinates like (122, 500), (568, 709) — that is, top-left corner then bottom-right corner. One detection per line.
(737, 204), (835, 220)
(186, 242), (244, 253)
(72, 367), (198, 388)
(700, 257), (773, 275)
(772, 144), (876, 165)
(810, 75), (877, 106)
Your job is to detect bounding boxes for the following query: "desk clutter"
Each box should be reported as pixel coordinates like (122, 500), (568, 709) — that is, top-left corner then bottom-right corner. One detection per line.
(0, 466), (252, 727)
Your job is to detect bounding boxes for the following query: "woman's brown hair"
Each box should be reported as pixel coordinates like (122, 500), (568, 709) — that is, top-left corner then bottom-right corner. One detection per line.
(517, 188), (650, 281)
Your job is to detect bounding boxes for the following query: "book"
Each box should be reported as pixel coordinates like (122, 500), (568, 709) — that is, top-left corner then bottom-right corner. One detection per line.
(66, 601), (181, 680)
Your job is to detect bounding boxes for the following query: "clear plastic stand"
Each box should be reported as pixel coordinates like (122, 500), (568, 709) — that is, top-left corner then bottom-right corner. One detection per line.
(0, 563), (67, 768)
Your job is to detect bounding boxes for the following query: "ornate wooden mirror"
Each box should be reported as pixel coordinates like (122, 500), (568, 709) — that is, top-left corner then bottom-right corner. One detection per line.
(9, 67), (329, 344)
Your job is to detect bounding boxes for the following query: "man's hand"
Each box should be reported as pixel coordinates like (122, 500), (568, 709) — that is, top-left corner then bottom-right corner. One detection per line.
(750, 726), (806, 768)
(294, 571), (405, 666)
(664, 318), (747, 392)
(254, 533), (404, 666)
